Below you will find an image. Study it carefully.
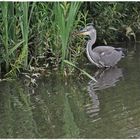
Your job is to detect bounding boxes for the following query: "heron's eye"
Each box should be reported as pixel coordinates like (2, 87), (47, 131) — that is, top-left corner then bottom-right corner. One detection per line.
(87, 28), (90, 31)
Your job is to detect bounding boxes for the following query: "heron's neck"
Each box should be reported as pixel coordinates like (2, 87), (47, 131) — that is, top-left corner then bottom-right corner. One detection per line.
(86, 31), (97, 64)
(89, 31), (96, 44)
(86, 31), (96, 53)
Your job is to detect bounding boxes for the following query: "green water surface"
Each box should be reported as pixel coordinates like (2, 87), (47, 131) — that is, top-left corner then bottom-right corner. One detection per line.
(0, 43), (140, 138)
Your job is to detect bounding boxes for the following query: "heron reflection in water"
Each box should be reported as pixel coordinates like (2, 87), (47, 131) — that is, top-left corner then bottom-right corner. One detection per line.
(86, 67), (123, 121)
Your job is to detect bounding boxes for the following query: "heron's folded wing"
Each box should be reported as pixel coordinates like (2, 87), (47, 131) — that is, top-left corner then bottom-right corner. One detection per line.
(100, 50), (123, 66)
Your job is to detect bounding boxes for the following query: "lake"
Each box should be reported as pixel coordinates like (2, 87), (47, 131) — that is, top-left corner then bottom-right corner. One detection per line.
(0, 42), (140, 138)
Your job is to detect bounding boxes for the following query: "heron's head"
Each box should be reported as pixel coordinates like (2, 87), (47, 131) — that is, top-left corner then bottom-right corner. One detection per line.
(78, 25), (96, 36)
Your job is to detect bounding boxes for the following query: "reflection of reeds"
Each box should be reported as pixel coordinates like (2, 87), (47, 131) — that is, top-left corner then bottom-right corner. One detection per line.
(0, 82), (13, 138)
(0, 81), (39, 138)
(63, 94), (80, 138)
(13, 83), (39, 138)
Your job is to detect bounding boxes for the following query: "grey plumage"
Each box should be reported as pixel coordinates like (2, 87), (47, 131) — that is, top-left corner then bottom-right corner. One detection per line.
(79, 25), (126, 68)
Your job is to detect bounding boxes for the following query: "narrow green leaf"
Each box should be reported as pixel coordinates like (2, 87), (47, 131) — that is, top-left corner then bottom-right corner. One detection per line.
(64, 60), (97, 82)
(8, 40), (24, 56)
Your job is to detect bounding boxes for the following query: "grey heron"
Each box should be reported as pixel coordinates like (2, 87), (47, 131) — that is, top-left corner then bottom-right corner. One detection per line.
(79, 25), (126, 68)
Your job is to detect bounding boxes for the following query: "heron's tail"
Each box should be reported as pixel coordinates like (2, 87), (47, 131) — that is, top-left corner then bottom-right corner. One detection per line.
(115, 48), (127, 57)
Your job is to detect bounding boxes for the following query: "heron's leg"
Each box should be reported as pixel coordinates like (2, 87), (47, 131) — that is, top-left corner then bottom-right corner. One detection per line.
(94, 68), (105, 78)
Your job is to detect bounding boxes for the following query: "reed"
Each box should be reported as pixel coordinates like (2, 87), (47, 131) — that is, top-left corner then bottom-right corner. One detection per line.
(0, 2), (36, 77)
(54, 2), (81, 69)
(19, 2), (29, 68)
(64, 60), (97, 82)
(1, 2), (9, 71)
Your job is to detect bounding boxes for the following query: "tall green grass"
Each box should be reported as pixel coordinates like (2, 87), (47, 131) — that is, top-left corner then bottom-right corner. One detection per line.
(1, 2), (9, 71)
(0, 2), (35, 76)
(54, 2), (81, 69)
(19, 2), (29, 68)
(0, 2), (82, 76)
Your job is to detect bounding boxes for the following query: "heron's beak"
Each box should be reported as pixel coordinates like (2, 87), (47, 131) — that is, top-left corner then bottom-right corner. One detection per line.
(77, 29), (88, 35)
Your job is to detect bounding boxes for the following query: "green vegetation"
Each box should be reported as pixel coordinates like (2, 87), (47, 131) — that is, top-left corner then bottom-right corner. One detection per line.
(54, 2), (81, 69)
(83, 2), (139, 43)
(0, 2), (140, 78)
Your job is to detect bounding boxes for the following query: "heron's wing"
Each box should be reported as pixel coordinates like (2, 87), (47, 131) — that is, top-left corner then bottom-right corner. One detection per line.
(99, 49), (123, 67)
(92, 46), (123, 67)
(93, 46), (115, 54)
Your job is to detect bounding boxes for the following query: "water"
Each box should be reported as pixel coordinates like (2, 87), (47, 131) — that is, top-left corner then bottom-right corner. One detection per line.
(0, 43), (140, 138)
